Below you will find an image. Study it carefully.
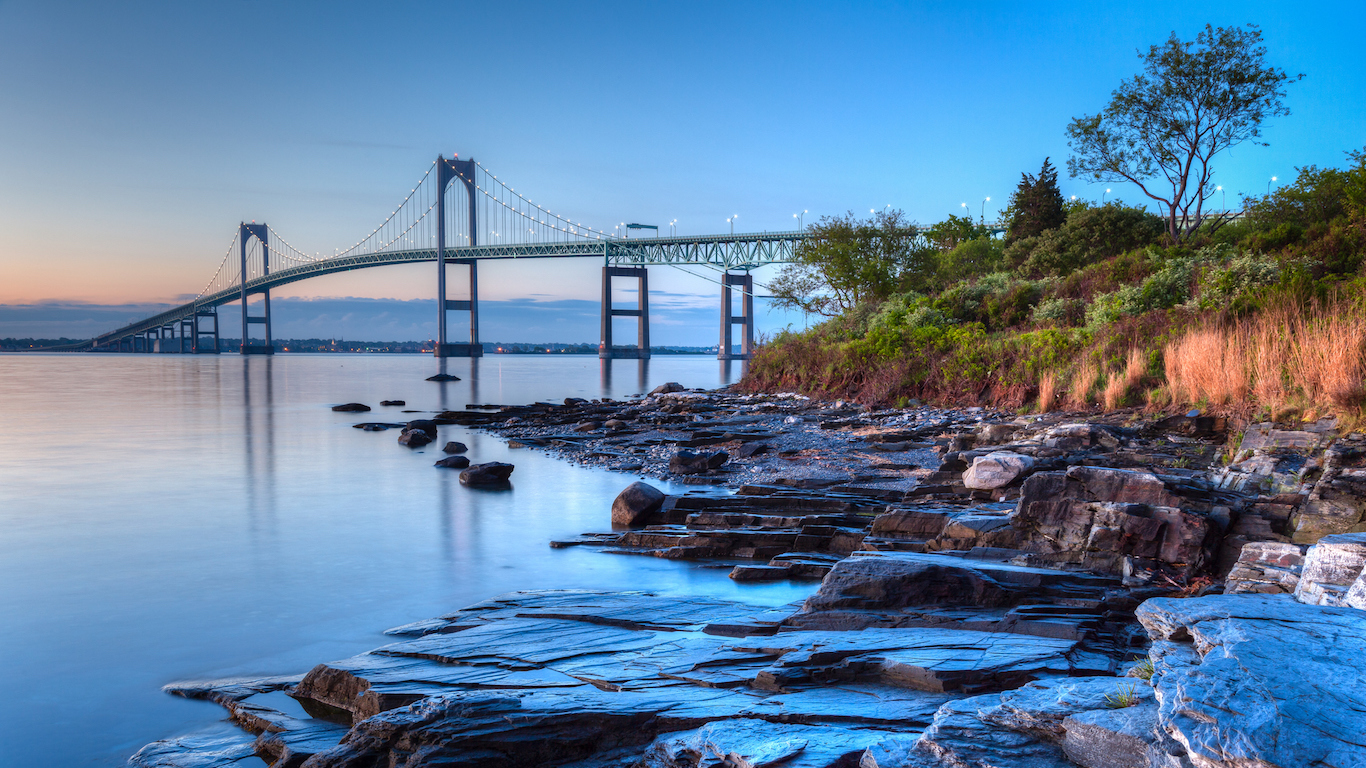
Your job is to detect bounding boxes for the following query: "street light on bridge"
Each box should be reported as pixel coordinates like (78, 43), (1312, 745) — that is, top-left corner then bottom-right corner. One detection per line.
(981, 197), (990, 224)
(728, 215), (738, 235)
(670, 219), (678, 236)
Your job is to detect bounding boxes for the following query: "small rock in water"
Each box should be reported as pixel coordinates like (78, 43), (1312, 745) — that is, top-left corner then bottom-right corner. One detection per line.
(564, 397), (589, 406)
(331, 403), (370, 412)
(398, 419), (438, 448)
(380, 400), (406, 406)
(398, 429), (433, 447)
(360, 424), (389, 431)
(434, 456), (471, 469)
(426, 373), (461, 382)
(611, 481), (665, 526)
(459, 462), (515, 486)
(442, 441), (468, 454)
(649, 382), (685, 395)
(669, 449), (728, 475)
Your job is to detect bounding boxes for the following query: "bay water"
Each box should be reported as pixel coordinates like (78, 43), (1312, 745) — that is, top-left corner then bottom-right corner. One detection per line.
(0, 353), (815, 766)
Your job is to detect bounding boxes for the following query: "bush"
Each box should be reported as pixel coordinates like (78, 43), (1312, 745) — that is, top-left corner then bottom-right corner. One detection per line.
(1195, 246), (1282, 311)
(1086, 252), (1201, 329)
(935, 273), (1049, 330)
(1016, 203), (1165, 277)
(1032, 296), (1086, 326)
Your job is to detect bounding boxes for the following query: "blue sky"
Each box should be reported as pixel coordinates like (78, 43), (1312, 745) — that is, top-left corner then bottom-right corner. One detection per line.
(1, 0), (1362, 342)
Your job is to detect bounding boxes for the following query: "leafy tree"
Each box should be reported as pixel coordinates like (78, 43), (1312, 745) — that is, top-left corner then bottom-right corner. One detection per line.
(1003, 158), (1067, 244)
(769, 209), (934, 316)
(922, 214), (988, 252)
(1066, 24), (1302, 243)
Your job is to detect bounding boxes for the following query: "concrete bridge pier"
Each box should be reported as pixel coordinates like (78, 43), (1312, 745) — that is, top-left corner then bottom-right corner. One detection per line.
(718, 272), (754, 360)
(436, 258), (482, 357)
(194, 308), (220, 354)
(600, 266), (650, 359)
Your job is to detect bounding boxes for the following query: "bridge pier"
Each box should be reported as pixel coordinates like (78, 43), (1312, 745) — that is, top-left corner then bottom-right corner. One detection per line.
(435, 155), (482, 358)
(718, 272), (754, 360)
(194, 308), (220, 354)
(600, 266), (650, 359)
(239, 223), (274, 355)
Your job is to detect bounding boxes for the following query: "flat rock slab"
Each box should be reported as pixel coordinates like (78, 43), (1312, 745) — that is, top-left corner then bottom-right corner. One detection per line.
(1137, 593), (1366, 768)
(790, 551), (1118, 630)
(731, 627), (1081, 694)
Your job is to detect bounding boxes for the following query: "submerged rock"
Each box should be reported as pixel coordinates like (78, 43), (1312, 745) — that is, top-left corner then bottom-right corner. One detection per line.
(425, 373), (461, 381)
(434, 456), (470, 469)
(611, 482), (666, 526)
(331, 403), (370, 412)
(460, 461), (515, 486)
(379, 400), (405, 406)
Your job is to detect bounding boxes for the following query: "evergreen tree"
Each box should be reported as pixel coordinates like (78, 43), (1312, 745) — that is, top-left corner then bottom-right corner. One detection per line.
(1005, 158), (1067, 244)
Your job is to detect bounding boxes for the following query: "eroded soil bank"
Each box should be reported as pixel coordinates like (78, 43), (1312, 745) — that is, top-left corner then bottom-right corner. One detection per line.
(133, 386), (1366, 768)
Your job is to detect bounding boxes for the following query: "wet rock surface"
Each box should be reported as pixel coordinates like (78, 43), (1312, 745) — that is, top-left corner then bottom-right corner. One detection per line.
(141, 392), (1366, 767)
(459, 461), (515, 486)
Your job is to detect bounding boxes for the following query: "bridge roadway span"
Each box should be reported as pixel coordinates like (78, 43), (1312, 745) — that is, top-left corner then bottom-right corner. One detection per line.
(91, 231), (805, 359)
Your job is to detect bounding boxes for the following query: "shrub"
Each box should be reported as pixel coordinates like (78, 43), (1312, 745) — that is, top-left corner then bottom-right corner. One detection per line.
(1032, 296), (1086, 326)
(1017, 203), (1166, 277)
(935, 273), (1049, 330)
(1195, 247), (1282, 311)
(1085, 251), (1201, 329)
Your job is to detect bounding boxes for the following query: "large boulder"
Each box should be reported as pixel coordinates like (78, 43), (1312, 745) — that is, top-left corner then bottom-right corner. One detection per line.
(962, 451), (1036, 490)
(1010, 467), (1213, 577)
(1293, 532), (1366, 606)
(459, 462), (515, 486)
(441, 441), (468, 454)
(1225, 541), (1308, 595)
(611, 482), (666, 526)
(669, 449), (728, 475)
(649, 382), (685, 395)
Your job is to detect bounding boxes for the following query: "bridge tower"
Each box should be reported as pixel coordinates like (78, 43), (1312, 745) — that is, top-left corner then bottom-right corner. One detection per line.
(599, 267), (650, 359)
(239, 223), (273, 355)
(434, 155), (482, 358)
(718, 271), (754, 360)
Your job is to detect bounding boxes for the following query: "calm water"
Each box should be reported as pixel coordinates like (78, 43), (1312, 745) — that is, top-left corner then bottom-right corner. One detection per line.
(0, 353), (814, 766)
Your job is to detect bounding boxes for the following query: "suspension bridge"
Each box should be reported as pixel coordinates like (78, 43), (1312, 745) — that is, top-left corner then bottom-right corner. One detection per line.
(83, 155), (1005, 360)
(86, 155), (812, 360)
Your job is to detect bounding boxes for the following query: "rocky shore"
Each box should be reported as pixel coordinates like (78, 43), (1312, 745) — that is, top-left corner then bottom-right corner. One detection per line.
(132, 386), (1366, 767)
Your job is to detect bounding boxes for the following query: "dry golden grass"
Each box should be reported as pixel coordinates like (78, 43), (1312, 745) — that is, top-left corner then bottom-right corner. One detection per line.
(1102, 372), (1127, 410)
(1164, 302), (1366, 413)
(1124, 348), (1146, 391)
(1068, 361), (1099, 408)
(1037, 371), (1057, 412)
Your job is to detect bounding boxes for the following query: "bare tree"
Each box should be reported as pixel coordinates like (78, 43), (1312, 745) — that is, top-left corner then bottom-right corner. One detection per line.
(1066, 24), (1302, 243)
